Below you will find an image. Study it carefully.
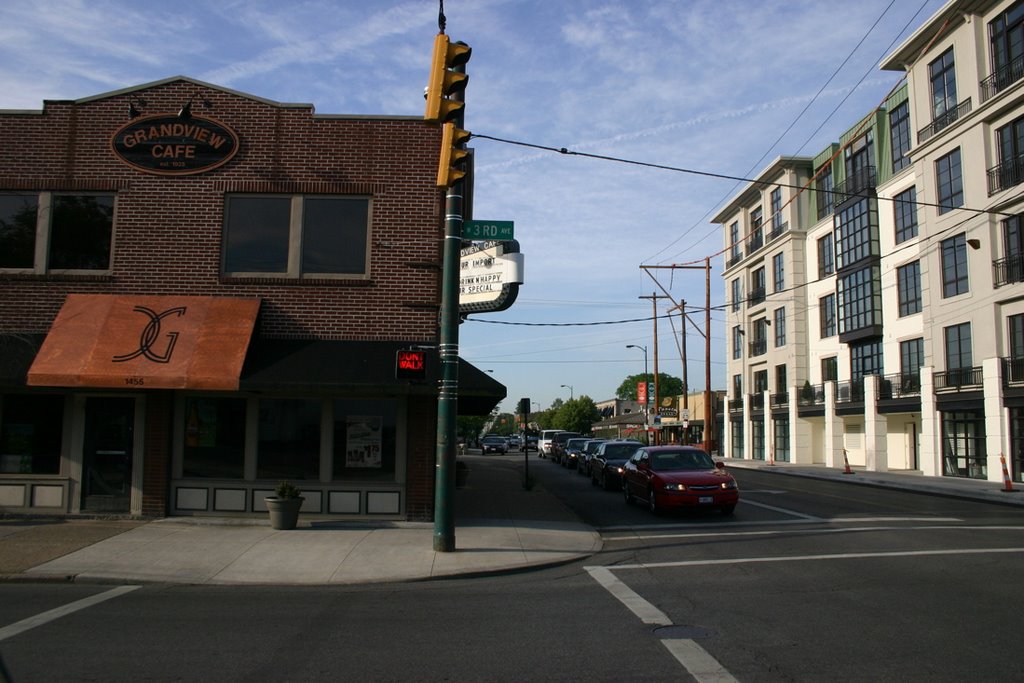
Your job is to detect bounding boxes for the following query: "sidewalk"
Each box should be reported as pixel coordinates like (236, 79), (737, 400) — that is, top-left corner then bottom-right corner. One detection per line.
(0, 454), (600, 586)
(1, 455), (1021, 586)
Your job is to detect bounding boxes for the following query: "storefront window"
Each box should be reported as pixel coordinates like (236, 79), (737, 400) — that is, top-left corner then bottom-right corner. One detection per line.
(183, 397), (246, 479)
(332, 399), (397, 481)
(256, 398), (320, 480)
(0, 394), (63, 474)
(942, 410), (986, 479)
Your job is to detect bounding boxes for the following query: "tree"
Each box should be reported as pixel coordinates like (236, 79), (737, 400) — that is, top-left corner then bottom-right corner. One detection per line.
(552, 395), (601, 434)
(615, 373), (684, 401)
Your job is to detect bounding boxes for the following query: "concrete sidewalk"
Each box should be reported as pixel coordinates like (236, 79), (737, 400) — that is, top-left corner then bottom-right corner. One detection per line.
(0, 455), (600, 586)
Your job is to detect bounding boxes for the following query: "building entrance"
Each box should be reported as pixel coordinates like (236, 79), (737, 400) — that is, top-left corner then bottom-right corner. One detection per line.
(81, 397), (134, 512)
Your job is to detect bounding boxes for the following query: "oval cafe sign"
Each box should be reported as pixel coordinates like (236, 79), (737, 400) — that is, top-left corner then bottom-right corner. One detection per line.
(110, 113), (239, 175)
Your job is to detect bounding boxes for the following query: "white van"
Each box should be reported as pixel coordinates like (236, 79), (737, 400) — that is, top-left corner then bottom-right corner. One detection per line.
(538, 430), (565, 458)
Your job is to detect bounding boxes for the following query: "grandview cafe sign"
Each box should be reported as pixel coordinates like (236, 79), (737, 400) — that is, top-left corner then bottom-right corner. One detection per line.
(110, 114), (239, 175)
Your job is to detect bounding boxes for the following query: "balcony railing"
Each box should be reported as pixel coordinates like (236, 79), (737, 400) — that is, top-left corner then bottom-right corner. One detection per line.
(749, 392), (765, 411)
(727, 251), (743, 268)
(934, 366), (983, 391)
(833, 165), (877, 202)
(748, 287), (765, 307)
(1003, 357), (1024, 387)
(918, 99), (972, 144)
(749, 339), (767, 357)
(748, 231), (764, 253)
(770, 391), (788, 408)
(994, 254), (1024, 287)
(768, 221), (789, 241)
(981, 55), (1024, 103)
(986, 153), (1024, 195)
(878, 372), (921, 399)
(796, 383), (826, 406)
(835, 378), (865, 404)
(729, 398), (744, 413)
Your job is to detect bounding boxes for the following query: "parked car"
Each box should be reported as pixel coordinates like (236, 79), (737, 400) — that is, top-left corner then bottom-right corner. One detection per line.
(577, 439), (607, 475)
(538, 430), (565, 458)
(551, 431), (580, 464)
(526, 436), (539, 451)
(480, 435), (508, 454)
(561, 437), (590, 469)
(622, 446), (738, 515)
(589, 440), (643, 490)
(507, 434), (523, 449)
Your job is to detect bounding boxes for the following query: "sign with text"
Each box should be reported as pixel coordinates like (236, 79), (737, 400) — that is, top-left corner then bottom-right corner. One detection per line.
(110, 114), (239, 176)
(463, 220), (514, 241)
(459, 240), (525, 314)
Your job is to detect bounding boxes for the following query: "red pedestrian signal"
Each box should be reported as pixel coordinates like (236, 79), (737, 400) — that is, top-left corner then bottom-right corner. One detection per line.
(396, 349), (426, 380)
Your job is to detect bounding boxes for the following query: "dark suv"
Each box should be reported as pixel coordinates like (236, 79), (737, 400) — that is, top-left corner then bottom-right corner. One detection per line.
(589, 440), (642, 490)
(550, 431), (580, 465)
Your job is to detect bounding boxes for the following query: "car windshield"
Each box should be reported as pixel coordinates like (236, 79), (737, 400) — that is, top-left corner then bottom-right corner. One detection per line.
(566, 439), (587, 449)
(483, 437), (503, 443)
(650, 450), (715, 471)
(604, 444), (639, 458)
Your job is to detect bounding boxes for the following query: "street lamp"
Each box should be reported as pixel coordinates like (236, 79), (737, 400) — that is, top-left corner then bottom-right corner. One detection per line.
(626, 344), (650, 429)
(560, 384), (574, 400)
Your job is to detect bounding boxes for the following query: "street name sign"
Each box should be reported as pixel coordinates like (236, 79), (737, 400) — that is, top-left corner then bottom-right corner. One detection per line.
(463, 220), (514, 241)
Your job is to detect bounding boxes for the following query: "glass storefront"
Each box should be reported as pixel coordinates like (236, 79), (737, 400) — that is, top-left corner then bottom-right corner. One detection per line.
(941, 410), (986, 479)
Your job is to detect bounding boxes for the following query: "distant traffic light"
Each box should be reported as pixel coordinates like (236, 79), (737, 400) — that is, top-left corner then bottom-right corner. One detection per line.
(437, 122), (470, 188)
(424, 34), (471, 124)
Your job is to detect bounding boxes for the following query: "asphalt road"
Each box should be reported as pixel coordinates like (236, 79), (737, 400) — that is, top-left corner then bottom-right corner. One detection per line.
(2, 458), (1022, 682)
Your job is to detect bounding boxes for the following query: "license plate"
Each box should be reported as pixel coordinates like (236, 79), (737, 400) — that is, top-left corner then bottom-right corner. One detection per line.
(698, 496), (714, 504)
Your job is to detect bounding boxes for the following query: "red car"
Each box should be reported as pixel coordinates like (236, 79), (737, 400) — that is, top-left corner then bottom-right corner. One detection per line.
(622, 446), (738, 515)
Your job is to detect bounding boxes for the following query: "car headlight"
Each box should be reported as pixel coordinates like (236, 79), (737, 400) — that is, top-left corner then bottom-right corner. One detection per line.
(721, 480), (737, 490)
(662, 483), (687, 491)
(616, 466), (624, 474)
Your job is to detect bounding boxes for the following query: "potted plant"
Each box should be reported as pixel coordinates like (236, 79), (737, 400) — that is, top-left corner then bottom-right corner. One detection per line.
(265, 480), (304, 530)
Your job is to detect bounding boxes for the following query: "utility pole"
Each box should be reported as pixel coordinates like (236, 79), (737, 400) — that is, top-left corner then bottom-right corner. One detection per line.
(668, 300), (688, 444)
(640, 292), (669, 445)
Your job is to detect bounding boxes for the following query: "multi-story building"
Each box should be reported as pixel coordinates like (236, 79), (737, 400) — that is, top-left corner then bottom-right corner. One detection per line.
(0, 76), (504, 519)
(719, 0), (1024, 484)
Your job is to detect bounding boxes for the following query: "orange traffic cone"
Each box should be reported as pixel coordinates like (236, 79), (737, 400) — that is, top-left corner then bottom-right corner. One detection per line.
(842, 449), (854, 475)
(1000, 454), (1018, 493)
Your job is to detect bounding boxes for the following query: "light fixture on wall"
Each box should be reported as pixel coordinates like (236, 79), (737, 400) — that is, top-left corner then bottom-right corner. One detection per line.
(967, 238), (981, 250)
(177, 98), (193, 119)
(127, 96), (147, 119)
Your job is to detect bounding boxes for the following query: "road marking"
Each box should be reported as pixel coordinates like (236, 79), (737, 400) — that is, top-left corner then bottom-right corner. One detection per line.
(596, 546), (1024, 572)
(0, 585), (140, 642)
(739, 498), (823, 519)
(661, 639), (739, 683)
(585, 566), (671, 625)
(603, 520), (967, 542)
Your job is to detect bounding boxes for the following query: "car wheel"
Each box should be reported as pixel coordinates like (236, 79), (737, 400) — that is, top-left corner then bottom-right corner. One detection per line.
(648, 489), (660, 515)
(720, 505), (736, 515)
(624, 482), (634, 505)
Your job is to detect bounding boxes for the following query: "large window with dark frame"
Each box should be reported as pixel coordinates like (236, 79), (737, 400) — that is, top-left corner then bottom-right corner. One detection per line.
(774, 307), (786, 347)
(838, 266), (882, 335)
(773, 417), (790, 463)
(942, 411), (987, 479)
(0, 192), (114, 271)
(770, 187), (783, 233)
(835, 197), (878, 270)
(996, 115), (1024, 192)
(732, 325), (742, 360)
(183, 397), (246, 479)
(900, 337), (924, 387)
(936, 148), (964, 214)
(821, 356), (838, 383)
(731, 277), (742, 312)
(894, 187), (918, 244)
(930, 47), (958, 120)
(820, 293), (836, 338)
(889, 100), (912, 173)
(897, 260), (922, 317)
(750, 267), (766, 305)
(729, 221), (741, 262)
(989, 2), (1024, 97)
(941, 233), (969, 298)
(0, 394), (64, 475)
(816, 166), (834, 220)
(223, 194), (371, 278)
(850, 339), (883, 380)
(772, 252), (785, 293)
(817, 232), (834, 278)
(945, 322), (973, 371)
(1009, 313), (1024, 382)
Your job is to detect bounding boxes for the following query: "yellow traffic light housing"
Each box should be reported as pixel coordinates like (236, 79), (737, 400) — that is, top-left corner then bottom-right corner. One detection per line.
(424, 34), (471, 124)
(437, 122), (470, 188)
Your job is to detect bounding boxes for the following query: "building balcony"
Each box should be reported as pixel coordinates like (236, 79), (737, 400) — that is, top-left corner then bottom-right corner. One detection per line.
(918, 99), (972, 144)
(768, 221), (789, 242)
(835, 378), (864, 404)
(1003, 357), (1024, 387)
(747, 287), (765, 307)
(994, 254), (1024, 287)
(981, 56), (1024, 103)
(727, 251), (743, 268)
(749, 339), (767, 357)
(770, 391), (788, 408)
(934, 366), (983, 391)
(878, 372), (921, 399)
(749, 392), (765, 411)
(833, 166), (876, 202)
(729, 398), (744, 413)
(987, 154), (1024, 195)
(748, 231), (764, 253)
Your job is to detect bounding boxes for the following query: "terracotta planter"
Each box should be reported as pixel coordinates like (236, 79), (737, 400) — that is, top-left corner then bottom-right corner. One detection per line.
(265, 496), (304, 530)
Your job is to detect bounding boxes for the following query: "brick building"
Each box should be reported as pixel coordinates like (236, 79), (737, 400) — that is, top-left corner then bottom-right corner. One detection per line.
(0, 76), (504, 520)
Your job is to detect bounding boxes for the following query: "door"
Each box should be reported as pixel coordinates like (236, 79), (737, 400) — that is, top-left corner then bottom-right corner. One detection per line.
(81, 397), (135, 512)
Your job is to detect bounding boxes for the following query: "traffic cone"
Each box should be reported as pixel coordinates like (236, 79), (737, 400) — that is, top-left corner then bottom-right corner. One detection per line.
(842, 449), (854, 475)
(1000, 454), (1018, 493)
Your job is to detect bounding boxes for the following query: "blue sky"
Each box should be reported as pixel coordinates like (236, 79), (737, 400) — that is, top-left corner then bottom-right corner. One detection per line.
(0, 0), (949, 412)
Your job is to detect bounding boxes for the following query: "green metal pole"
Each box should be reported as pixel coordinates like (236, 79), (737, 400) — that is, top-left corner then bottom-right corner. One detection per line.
(433, 67), (466, 553)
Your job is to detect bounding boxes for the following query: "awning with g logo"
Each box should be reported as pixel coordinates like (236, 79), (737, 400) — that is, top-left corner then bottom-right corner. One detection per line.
(27, 294), (260, 390)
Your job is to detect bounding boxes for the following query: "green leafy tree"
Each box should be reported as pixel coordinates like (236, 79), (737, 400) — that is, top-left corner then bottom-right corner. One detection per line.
(615, 373), (683, 401)
(552, 395), (601, 434)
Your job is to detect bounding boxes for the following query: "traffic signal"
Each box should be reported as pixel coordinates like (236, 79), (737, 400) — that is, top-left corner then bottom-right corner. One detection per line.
(437, 121), (471, 188)
(518, 397), (531, 416)
(395, 349), (426, 380)
(424, 34), (471, 124)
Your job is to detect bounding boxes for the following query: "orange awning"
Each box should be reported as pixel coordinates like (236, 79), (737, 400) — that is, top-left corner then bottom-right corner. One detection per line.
(28, 294), (260, 390)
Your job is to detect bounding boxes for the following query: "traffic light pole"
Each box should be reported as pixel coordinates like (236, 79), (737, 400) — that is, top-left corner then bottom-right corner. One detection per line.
(433, 65), (466, 553)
